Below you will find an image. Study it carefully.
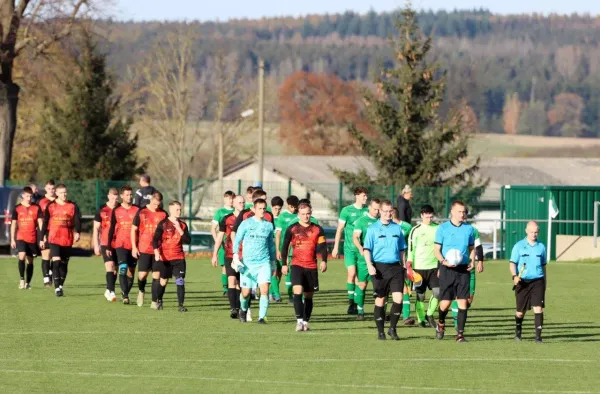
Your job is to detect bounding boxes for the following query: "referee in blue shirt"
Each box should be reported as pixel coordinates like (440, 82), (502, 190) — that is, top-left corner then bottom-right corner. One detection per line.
(510, 221), (547, 343)
(363, 200), (408, 340)
(434, 201), (482, 343)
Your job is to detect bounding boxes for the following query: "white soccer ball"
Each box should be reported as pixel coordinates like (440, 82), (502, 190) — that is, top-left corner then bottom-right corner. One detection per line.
(444, 249), (464, 266)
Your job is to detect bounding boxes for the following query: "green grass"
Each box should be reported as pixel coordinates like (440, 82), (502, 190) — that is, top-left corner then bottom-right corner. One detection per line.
(2, 258), (600, 393)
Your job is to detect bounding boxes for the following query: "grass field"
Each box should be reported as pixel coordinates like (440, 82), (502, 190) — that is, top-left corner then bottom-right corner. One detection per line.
(2, 257), (600, 393)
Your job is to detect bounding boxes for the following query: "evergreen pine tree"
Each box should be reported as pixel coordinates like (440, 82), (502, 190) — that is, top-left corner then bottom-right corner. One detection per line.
(37, 32), (143, 181)
(334, 4), (487, 213)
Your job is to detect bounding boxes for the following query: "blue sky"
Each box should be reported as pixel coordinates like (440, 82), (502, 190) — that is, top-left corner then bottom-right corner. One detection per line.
(115, 0), (600, 21)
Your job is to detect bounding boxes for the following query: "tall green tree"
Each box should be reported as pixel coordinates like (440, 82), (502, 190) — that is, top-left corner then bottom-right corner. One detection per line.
(37, 32), (144, 181)
(334, 4), (487, 213)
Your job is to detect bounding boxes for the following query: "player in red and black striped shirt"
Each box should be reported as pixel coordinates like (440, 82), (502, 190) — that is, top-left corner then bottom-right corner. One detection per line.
(107, 186), (140, 304)
(282, 202), (328, 332)
(132, 192), (167, 308)
(38, 180), (56, 286)
(153, 201), (191, 312)
(212, 195), (245, 318)
(40, 184), (81, 297)
(11, 186), (42, 290)
(93, 188), (119, 302)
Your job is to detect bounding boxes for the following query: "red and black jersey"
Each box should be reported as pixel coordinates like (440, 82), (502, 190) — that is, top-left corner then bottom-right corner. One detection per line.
(281, 223), (328, 269)
(41, 200), (82, 247)
(232, 208), (274, 232)
(107, 204), (139, 250)
(133, 207), (167, 254)
(39, 197), (55, 214)
(219, 212), (243, 258)
(12, 203), (42, 243)
(94, 205), (115, 247)
(152, 218), (191, 261)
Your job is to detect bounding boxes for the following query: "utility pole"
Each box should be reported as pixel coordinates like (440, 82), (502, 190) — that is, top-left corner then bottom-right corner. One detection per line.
(218, 127), (223, 197)
(257, 58), (265, 186)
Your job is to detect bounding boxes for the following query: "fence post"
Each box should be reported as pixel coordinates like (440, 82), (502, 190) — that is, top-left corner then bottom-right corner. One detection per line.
(390, 184), (396, 203)
(95, 179), (101, 212)
(500, 186), (505, 258)
(444, 187), (451, 218)
(287, 179), (292, 196)
(237, 179), (242, 196)
(338, 182), (343, 216)
(187, 177), (193, 252)
(493, 220), (498, 260)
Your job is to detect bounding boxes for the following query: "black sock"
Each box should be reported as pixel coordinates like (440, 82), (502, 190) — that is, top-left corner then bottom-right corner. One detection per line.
(158, 284), (166, 301)
(59, 261), (68, 287)
(110, 273), (117, 292)
(52, 260), (61, 288)
(293, 294), (304, 320)
(119, 275), (129, 297)
(304, 297), (314, 322)
(515, 315), (524, 335)
(151, 279), (159, 302)
(247, 296), (252, 309)
(235, 289), (241, 309)
(138, 278), (147, 293)
(374, 305), (385, 334)
(26, 263), (34, 284)
(227, 288), (237, 309)
(127, 276), (134, 293)
(41, 259), (50, 279)
(177, 285), (185, 306)
(439, 307), (449, 325)
(457, 308), (467, 335)
(106, 272), (113, 290)
(534, 312), (543, 339)
(389, 302), (402, 329)
(18, 259), (25, 280)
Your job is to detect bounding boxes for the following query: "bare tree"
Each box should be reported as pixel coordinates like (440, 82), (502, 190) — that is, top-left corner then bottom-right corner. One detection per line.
(127, 27), (253, 216)
(0, 0), (93, 183)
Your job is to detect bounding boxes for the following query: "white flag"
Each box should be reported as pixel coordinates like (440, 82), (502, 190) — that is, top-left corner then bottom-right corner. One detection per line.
(549, 195), (559, 219)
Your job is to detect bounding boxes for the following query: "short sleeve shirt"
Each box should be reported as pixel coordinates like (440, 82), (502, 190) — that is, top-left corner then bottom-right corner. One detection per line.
(434, 221), (475, 266)
(510, 238), (547, 280)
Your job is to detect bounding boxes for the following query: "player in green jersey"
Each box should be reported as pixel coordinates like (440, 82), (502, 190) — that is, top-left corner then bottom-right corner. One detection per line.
(211, 191), (235, 295)
(332, 187), (369, 315)
(392, 207), (414, 324)
(352, 198), (380, 320)
(269, 196), (284, 302)
(406, 205), (440, 328)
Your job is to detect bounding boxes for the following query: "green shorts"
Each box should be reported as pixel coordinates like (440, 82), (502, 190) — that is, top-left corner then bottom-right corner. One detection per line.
(470, 270), (476, 296)
(218, 247), (225, 267)
(344, 248), (360, 268)
(356, 258), (370, 283)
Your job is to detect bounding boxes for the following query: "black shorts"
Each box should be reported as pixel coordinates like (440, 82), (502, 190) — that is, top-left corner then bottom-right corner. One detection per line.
(49, 244), (72, 262)
(516, 278), (545, 312)
(224, 257), (240, 279)
(100, 246), (117, 264)
(16, 240), (39, 257)
(138, 253), (160, 272)
(160, 259), (186, 279)
(439, 265), (470, 301)
(291, 266), (319, 292)
(372, 263), (404, 298)
(116, 248), (136, 267)
(414, 268), (440, 293)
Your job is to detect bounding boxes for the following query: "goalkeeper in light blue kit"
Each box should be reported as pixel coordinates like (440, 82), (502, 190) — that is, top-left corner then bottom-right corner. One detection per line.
(232, 198), (277, 324)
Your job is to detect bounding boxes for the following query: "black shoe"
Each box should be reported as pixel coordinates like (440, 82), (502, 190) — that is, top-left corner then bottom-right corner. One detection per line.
(356, 314), (365, 321)
(456, 334), (467, 343)
(515, 329), (522, 342)
(122, 297), (130, 305)
(230, 308), (239, 319)
(347, 303), (355, 315)
(274, 297), (282, 303)
(55, 289), (63, 297)
(419, 321), (428, 328)
(239, 309), (247, 323)
(258, 318), (267, 324)
(535, 337), (543, 344)
(157, 300), (163, 310)
(426, 315), (437, 329)
(436, 322), (445, 340)
(387, 328), (400, 341)
(178, 305), (188, 312)
(378, 332), (387, 340)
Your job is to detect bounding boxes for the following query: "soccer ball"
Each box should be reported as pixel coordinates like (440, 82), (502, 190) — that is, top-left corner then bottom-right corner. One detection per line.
(444, 249), (463, 266)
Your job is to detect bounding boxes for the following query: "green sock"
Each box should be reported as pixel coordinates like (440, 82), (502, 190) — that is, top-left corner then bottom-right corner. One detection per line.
(402, 293), (411, 320)
(451, 300), (459, 329)
(240, 295), (249, 311)
(347, 283), (355, 301)
(354, 287), (365, 314)
(270, 276), (280, 298)
(415, 300), (425, 322)
(286, 269), (292, 298)
(427, 295), (440, 317)
(221, 273), (227, 290)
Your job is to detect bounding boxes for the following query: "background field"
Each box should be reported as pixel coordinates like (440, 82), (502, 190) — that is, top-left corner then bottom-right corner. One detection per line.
(2, 258), (600, 393)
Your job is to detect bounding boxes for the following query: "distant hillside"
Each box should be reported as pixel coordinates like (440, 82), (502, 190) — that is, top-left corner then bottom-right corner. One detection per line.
(101, 10), (600, 138)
